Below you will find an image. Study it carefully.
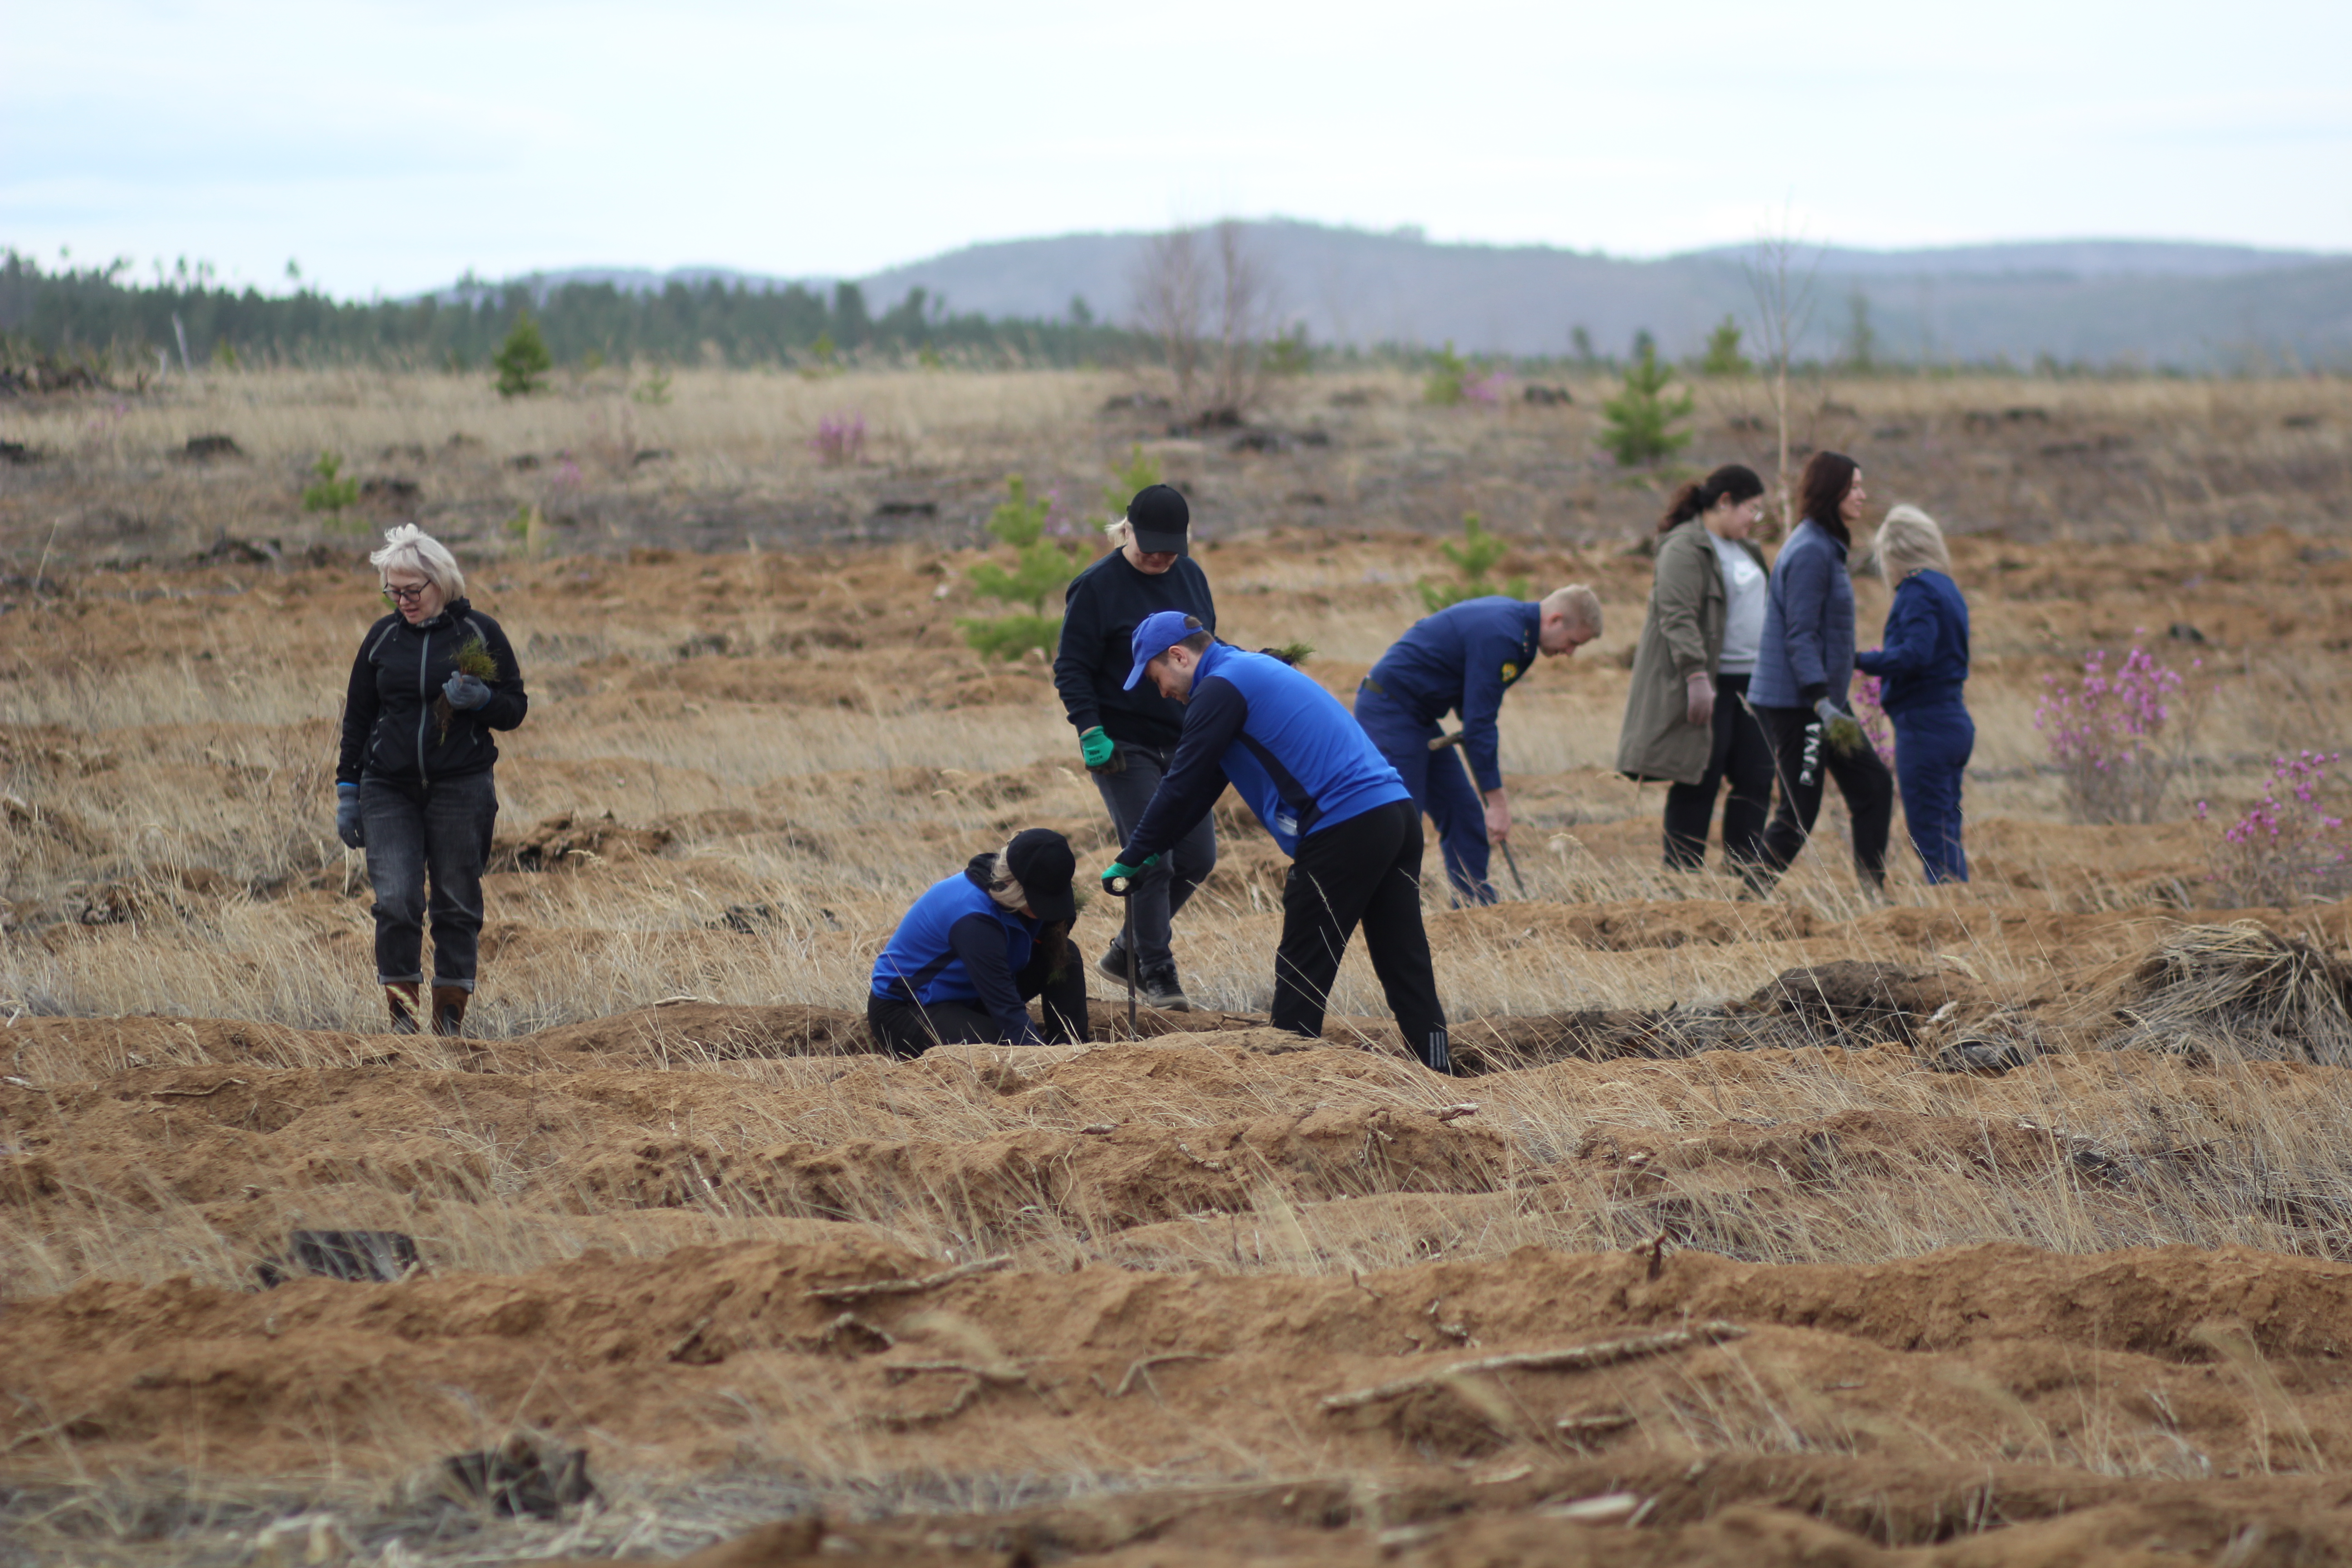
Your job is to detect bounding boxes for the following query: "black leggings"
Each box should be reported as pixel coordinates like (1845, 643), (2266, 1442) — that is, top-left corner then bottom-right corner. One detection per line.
(1754, 703), (1894, 889)
(866, 948), (1088, 1058)
(1272, 799), (1450, 1070)
(1661, 672), (1774, 871)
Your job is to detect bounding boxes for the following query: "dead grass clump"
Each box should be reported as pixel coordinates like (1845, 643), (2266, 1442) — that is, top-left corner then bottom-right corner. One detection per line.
(2108, 921), (2352, 1064)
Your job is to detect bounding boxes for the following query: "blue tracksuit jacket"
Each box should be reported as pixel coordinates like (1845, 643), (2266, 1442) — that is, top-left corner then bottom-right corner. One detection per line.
(1749, 520), (1857, 710)
(1361, 597), (1541, 794)
(870, 859), (1048, 1043)
(1854, 570), (1970, 714)
(1121, 642), (1410, 862)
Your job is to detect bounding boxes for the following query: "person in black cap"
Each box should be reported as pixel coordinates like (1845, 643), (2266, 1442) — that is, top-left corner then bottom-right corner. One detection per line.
(866, 828), (1088, 1056)
(1051, 483), (1218, 1011)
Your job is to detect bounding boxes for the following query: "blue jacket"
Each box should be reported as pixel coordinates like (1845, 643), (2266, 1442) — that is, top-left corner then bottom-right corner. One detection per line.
(870, 858), (1047, 1044)
(1855, 569), (1970, 715)
(1122, 642), (1411, 860)
(1363, 597), (1540, 793)
(1749, 519), (1857, 710)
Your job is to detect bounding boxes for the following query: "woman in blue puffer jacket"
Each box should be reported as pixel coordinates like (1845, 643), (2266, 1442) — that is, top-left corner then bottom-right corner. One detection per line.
(1856, 506), (1973, 882)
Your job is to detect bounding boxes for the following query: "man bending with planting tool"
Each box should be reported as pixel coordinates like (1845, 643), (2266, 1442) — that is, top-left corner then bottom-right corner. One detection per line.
(1099, 612), (1455, 1073)
(1353, 586), (1602, 904)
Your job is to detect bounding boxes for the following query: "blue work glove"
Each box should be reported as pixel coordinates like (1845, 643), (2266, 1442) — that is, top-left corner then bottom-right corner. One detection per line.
(1099, 854), (1161, 893)
(443, 671), (492, 710)
(1812, 696), (1843, 729)
(335, 784), (364, 849)
(1079, 726), (1118, 771)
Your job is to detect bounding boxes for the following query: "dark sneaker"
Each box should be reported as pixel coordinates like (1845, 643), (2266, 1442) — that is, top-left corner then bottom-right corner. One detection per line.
(1139, 964), (1192, 1012)
(1096, 938), (1134, 987)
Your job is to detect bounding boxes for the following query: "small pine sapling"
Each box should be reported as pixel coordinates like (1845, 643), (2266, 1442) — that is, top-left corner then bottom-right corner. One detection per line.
(1423, 341), (1469, 407)
(960, 475), (1082, 661)
(1700, 316), (1750, 377)
(1597, 342), (1695, 466)
(301, 450), (361, 527)
(1101, 444), (1162, 517)
(433, 635), (502, 742)
(631, 370), (673, 407)
(1419, 514), (1530, 612)
(492, 314), (553, 398)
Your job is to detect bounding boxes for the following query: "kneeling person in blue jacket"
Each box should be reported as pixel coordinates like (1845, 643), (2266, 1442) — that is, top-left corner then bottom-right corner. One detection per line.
(1356, 586), (1602, 904)
(1102, 612), (1454, 1073)
(867, 828), (1088, 1058)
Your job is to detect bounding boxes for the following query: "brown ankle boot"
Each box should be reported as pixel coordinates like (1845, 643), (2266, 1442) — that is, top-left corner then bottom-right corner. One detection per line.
(431, 985), (470, 1037)
(386, 983), (421, 1035)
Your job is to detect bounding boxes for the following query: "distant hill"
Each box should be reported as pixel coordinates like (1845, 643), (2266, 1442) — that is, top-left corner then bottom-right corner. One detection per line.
(438, 222), (2352, 370)
(850, 221), (2352, 368)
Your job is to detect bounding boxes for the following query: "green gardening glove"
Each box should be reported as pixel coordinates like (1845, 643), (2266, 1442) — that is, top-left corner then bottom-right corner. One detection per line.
(1079, 726), (1119, 771)
(1100, 854), (1161, 894)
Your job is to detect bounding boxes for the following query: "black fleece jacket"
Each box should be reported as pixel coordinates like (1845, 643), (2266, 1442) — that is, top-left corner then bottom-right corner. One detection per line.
(1052, 550), (1216, 749)
(336, 599), (528, 785)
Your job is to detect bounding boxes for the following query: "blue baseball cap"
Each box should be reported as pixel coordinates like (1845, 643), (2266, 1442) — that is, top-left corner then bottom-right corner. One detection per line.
(1124, 609), (1202, 690)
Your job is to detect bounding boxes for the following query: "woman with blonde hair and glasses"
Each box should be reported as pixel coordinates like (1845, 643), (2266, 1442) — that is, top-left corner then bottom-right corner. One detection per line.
(334, 524), (528, 1034)
(1856, 505), (1973, 882)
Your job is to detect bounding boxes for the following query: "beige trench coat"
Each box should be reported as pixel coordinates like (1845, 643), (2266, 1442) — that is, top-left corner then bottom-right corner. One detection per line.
(1615, 519), (1768, 785)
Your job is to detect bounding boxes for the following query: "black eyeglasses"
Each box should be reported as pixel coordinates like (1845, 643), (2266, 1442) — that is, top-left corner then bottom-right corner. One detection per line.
(383, 583), (430, 603)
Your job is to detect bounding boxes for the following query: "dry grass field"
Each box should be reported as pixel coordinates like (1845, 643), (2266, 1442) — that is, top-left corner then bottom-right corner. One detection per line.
(6, 367), (2352, 1567)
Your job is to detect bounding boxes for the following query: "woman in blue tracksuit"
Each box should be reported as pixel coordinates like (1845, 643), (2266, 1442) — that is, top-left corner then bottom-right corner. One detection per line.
(1748, 451), (1896, 892)
(1855, 506), (1973, 882)
(867, 828), (1088, 1057)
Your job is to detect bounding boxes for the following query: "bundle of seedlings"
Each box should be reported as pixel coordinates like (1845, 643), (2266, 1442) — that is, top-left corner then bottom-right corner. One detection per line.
(435, 634), (501, 742)
(2107, 920), (2352, 1065)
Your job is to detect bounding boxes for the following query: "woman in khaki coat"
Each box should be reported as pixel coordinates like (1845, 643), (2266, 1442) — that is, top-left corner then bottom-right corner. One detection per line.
(1616, 465), (1774, 874)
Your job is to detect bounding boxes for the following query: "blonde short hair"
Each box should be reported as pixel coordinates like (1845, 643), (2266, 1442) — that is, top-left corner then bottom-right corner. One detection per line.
(370, 524), (466, 600)
(1541, 583), (1602, 637)
(1875, 505), (1950, 582)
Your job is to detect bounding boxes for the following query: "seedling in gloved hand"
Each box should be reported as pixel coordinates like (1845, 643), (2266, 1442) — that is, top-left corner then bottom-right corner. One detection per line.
(435, 635), (500, 742)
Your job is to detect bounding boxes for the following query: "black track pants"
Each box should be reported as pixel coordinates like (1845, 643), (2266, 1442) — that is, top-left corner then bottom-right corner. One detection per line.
(1270, 799), (1451, 1070)
(1754, 703), (1894, 889)
(1660, 672), (1774, 872)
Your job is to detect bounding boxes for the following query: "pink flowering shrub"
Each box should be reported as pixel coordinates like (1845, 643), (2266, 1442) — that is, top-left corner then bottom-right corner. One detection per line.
(2034, 640), (2197, 823)
(1850, 674), (1897, 769)
(809, 410), (867, 465)
(2199, 752), (2351, 906)
(1462, 368), (1510, 406)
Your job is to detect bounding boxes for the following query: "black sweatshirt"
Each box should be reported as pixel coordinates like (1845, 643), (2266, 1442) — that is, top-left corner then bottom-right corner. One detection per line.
(336, 599), (529, 785)
(1052, 549), (1216, 749)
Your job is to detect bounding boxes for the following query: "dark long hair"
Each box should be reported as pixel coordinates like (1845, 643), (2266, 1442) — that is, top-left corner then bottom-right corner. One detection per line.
(1798, 451), (1860, 546)
(1656, 464), (1765, 534)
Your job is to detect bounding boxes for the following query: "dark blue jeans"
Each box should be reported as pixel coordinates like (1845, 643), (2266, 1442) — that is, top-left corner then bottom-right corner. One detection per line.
(1891, 703), (1974, 883)
(1353, 685), (1493, 905)
(1092, 740), (1216, 972)
(361, 770), (499, 991)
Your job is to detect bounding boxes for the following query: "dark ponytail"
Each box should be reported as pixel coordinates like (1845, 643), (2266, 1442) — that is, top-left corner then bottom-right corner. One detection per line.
(1656, 463), (1764, 534)
(1797, 451), (1860, 546)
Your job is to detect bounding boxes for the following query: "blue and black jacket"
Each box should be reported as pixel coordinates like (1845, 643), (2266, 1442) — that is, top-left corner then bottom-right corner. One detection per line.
(1362, 596), (1541, 793)
(1121, 642), (1410, 862)
(1748, 519), (1857, 710)
(1855, 569), (1970, 715)
(337, 598), (528, 786)
(869, 856), (1051, 1044)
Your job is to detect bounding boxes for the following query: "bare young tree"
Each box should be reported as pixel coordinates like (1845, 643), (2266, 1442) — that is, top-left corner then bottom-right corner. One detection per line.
(1743, 213), (1822, 535)
(1132, 228), (1207, 412)
(1131, 221), (1280, 423)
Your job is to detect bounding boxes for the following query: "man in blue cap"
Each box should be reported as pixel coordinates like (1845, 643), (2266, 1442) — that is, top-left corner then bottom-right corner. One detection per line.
(1098, 611), (1454, 1073)
(1354, 586), (1602, 904)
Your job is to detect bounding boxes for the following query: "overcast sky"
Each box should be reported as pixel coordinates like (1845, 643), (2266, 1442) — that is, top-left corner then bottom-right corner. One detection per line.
(6, 0), (2348, 301)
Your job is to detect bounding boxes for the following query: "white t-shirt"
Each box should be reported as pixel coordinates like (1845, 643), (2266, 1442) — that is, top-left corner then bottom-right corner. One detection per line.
(1713, 534), (1768, 676)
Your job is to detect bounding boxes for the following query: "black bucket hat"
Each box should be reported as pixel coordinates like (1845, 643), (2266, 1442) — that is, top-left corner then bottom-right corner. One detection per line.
(1126, 484), (1191, 555)
(1003, 828), (1078, 925)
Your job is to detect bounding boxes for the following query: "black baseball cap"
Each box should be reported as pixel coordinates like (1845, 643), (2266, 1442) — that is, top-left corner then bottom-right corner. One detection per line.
(1004, 828), (1078, 925)
(1126, 485), (1190, 555)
